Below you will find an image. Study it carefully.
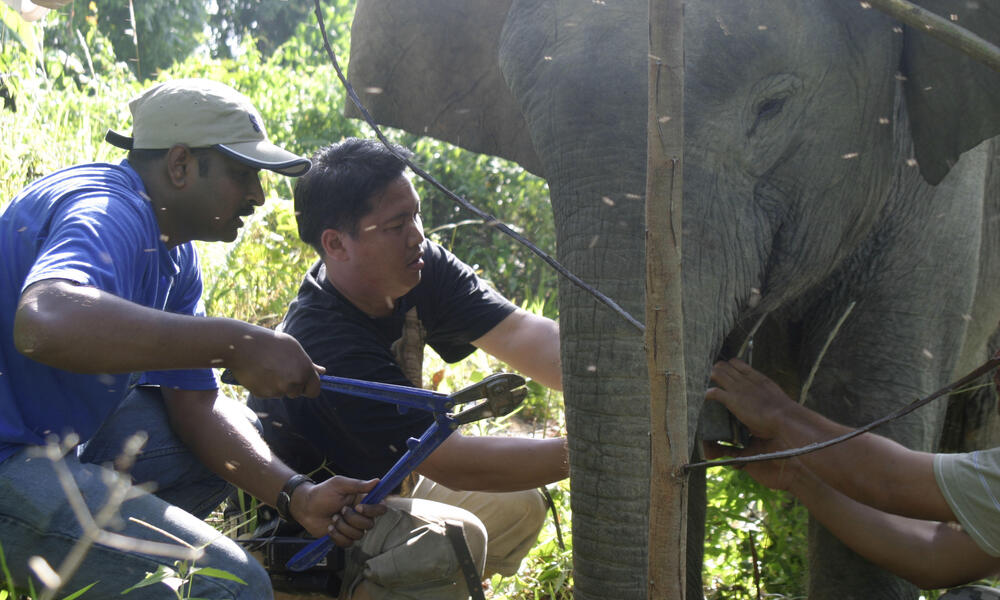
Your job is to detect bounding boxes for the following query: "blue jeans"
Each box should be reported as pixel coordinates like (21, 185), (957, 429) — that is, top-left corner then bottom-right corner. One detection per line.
(0, 386), (271, 599)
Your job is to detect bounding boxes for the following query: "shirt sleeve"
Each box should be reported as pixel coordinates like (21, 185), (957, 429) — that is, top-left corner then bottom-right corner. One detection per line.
(417, 242), (517, 362)
(142, 244), (217, 391)
(25, 196), (215, 391)
(934, 448), (1000, 556)
(24, 195), (148, 296)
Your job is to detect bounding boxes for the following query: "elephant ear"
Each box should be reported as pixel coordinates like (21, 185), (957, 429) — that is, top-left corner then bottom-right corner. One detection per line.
(902, 1), (1000, 184)
(346, 0), (544, 177)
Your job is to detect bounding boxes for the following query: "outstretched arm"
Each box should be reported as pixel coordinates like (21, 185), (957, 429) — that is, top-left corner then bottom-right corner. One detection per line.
(16, 279), (383, 544)
(163, 387), (385, 544)
(704, 359), (1000, 587)
(14, 279), (322, 399)
(785, 460), (1000, 589)
(473, 308), (562, 390)
(704, 359), (951, 521)
(416, 432), (569, 492)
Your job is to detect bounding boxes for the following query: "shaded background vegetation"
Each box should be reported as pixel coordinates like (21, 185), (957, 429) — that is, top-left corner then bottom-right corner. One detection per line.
(0, 1), (820, 598)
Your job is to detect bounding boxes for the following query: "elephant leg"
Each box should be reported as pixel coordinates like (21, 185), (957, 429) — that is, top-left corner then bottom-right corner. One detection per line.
(795, 146), (988, 599)
(800, 301), (953, 599)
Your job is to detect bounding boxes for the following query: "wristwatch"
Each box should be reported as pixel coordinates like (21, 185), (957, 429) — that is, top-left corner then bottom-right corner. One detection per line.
(276, 474), (314, 523)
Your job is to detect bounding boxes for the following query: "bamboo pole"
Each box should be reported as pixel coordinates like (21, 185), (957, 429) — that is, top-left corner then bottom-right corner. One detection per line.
(646, 0), (687, 597)
(862, 0), (1000, 73)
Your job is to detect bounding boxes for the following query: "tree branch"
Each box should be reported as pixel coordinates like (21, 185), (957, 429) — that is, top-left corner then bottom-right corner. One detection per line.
(862, 0), (1000, 73)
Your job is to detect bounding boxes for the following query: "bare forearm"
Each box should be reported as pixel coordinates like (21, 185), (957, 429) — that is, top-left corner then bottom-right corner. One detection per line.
(15, 281), (257, 373)
(776, 403), (948, 519)
(417, 434), (568, 491)
(791, 468), (1000, 588)
(15, 280), (321, 399)
(474, 309), (563, 390)
(164, 390), (384, 543)
(708, 360), (952, 519)
(165, 390), (293, 507)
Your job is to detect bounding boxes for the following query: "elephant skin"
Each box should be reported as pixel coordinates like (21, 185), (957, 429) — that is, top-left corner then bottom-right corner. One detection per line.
(345, 1), (1000, 598)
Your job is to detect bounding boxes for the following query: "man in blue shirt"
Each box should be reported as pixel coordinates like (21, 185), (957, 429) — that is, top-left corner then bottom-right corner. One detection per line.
(0, 79), (384, 599)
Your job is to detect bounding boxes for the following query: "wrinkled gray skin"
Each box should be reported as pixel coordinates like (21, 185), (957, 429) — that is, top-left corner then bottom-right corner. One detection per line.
(346, 1), (1000, 598)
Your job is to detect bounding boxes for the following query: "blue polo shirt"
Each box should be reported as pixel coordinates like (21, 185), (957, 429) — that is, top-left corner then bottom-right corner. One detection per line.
(0, 160), (217, 463)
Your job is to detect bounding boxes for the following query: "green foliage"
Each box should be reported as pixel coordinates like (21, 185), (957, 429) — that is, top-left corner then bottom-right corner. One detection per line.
(0, 9), (138, 206)
(40, 0), (348, 81)
(54, 582), (96, 600)
(199, 200), (315, 328)
(489, 481), (573, 600)
(0, 3), (43, 66)
(43, 0), (207, 80)
(704, 468), (809, 599)
(0, 542), (16, 599)
(121, 560), (246, 599)
(208, 0), (315, 59)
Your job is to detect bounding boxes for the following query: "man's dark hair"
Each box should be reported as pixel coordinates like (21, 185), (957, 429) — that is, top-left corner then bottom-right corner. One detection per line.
(295, 138), (413, 253)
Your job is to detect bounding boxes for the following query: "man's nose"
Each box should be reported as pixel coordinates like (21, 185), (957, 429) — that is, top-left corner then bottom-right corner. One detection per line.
(249, 175), (265, 206)
(408, 217), (425, 246)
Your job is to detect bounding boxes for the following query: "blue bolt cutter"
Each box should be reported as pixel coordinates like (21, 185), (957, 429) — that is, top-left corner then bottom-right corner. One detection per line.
(221, 370), (528, 572)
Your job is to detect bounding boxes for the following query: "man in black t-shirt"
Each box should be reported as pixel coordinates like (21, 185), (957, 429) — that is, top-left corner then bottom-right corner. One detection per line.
(251, 138), (567, 599)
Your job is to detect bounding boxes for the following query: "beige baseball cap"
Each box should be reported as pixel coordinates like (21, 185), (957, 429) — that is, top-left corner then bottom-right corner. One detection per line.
(105, 78), (311, 177)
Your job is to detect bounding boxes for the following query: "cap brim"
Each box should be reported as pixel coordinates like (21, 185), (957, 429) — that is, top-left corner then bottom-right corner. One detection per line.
(105, 129), (135, 150)
(217, 141), (312, 177)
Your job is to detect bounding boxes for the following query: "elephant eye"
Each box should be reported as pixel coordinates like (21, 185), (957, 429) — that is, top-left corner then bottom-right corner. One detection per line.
(747, 96), (788, 137)
(756, 97), (786, 120)
(746, 74), (801, 138)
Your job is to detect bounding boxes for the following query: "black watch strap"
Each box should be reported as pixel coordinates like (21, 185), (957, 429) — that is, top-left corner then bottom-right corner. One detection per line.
(276, 474), (313, 523)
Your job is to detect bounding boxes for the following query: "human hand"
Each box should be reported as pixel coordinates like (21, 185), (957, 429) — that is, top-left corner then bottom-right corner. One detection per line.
(703, 359), (809, 491)
(292, 477), (387, 546)
(704, 359), (799, 442)
(226, 324), (323, 398)
(703, 437), (803, 492)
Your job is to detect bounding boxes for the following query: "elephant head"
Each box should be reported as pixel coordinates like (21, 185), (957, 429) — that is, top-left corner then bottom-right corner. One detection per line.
(346, 1), (1000, 598)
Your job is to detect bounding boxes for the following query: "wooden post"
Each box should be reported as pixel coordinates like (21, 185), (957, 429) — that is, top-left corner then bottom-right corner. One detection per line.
(646, 0), (687, 598)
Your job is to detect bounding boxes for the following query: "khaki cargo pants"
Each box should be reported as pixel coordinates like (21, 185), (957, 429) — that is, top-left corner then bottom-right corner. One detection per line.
(340, 477), (547, 600)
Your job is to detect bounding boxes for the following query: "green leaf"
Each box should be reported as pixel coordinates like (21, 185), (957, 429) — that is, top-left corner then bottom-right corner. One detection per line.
(0, 542), (16, 598)
(120, 563), (179, 595)
(188, 567), (247, 585)
(61, 581), (98, 599)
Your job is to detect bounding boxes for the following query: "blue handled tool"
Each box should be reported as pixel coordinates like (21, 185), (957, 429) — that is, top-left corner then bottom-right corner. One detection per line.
(220, 370), (528, 572)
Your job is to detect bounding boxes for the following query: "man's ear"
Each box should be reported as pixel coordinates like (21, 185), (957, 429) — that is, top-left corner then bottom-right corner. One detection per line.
(320, 228), (349, 261)
(164, 144), (194, 188)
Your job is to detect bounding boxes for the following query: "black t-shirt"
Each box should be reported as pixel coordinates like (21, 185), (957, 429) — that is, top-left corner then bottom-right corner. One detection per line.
(250, 240), (516, 480)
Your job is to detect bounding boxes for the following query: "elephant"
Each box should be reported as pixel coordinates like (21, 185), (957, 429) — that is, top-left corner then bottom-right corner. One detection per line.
(342, 1), (1000, 598)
